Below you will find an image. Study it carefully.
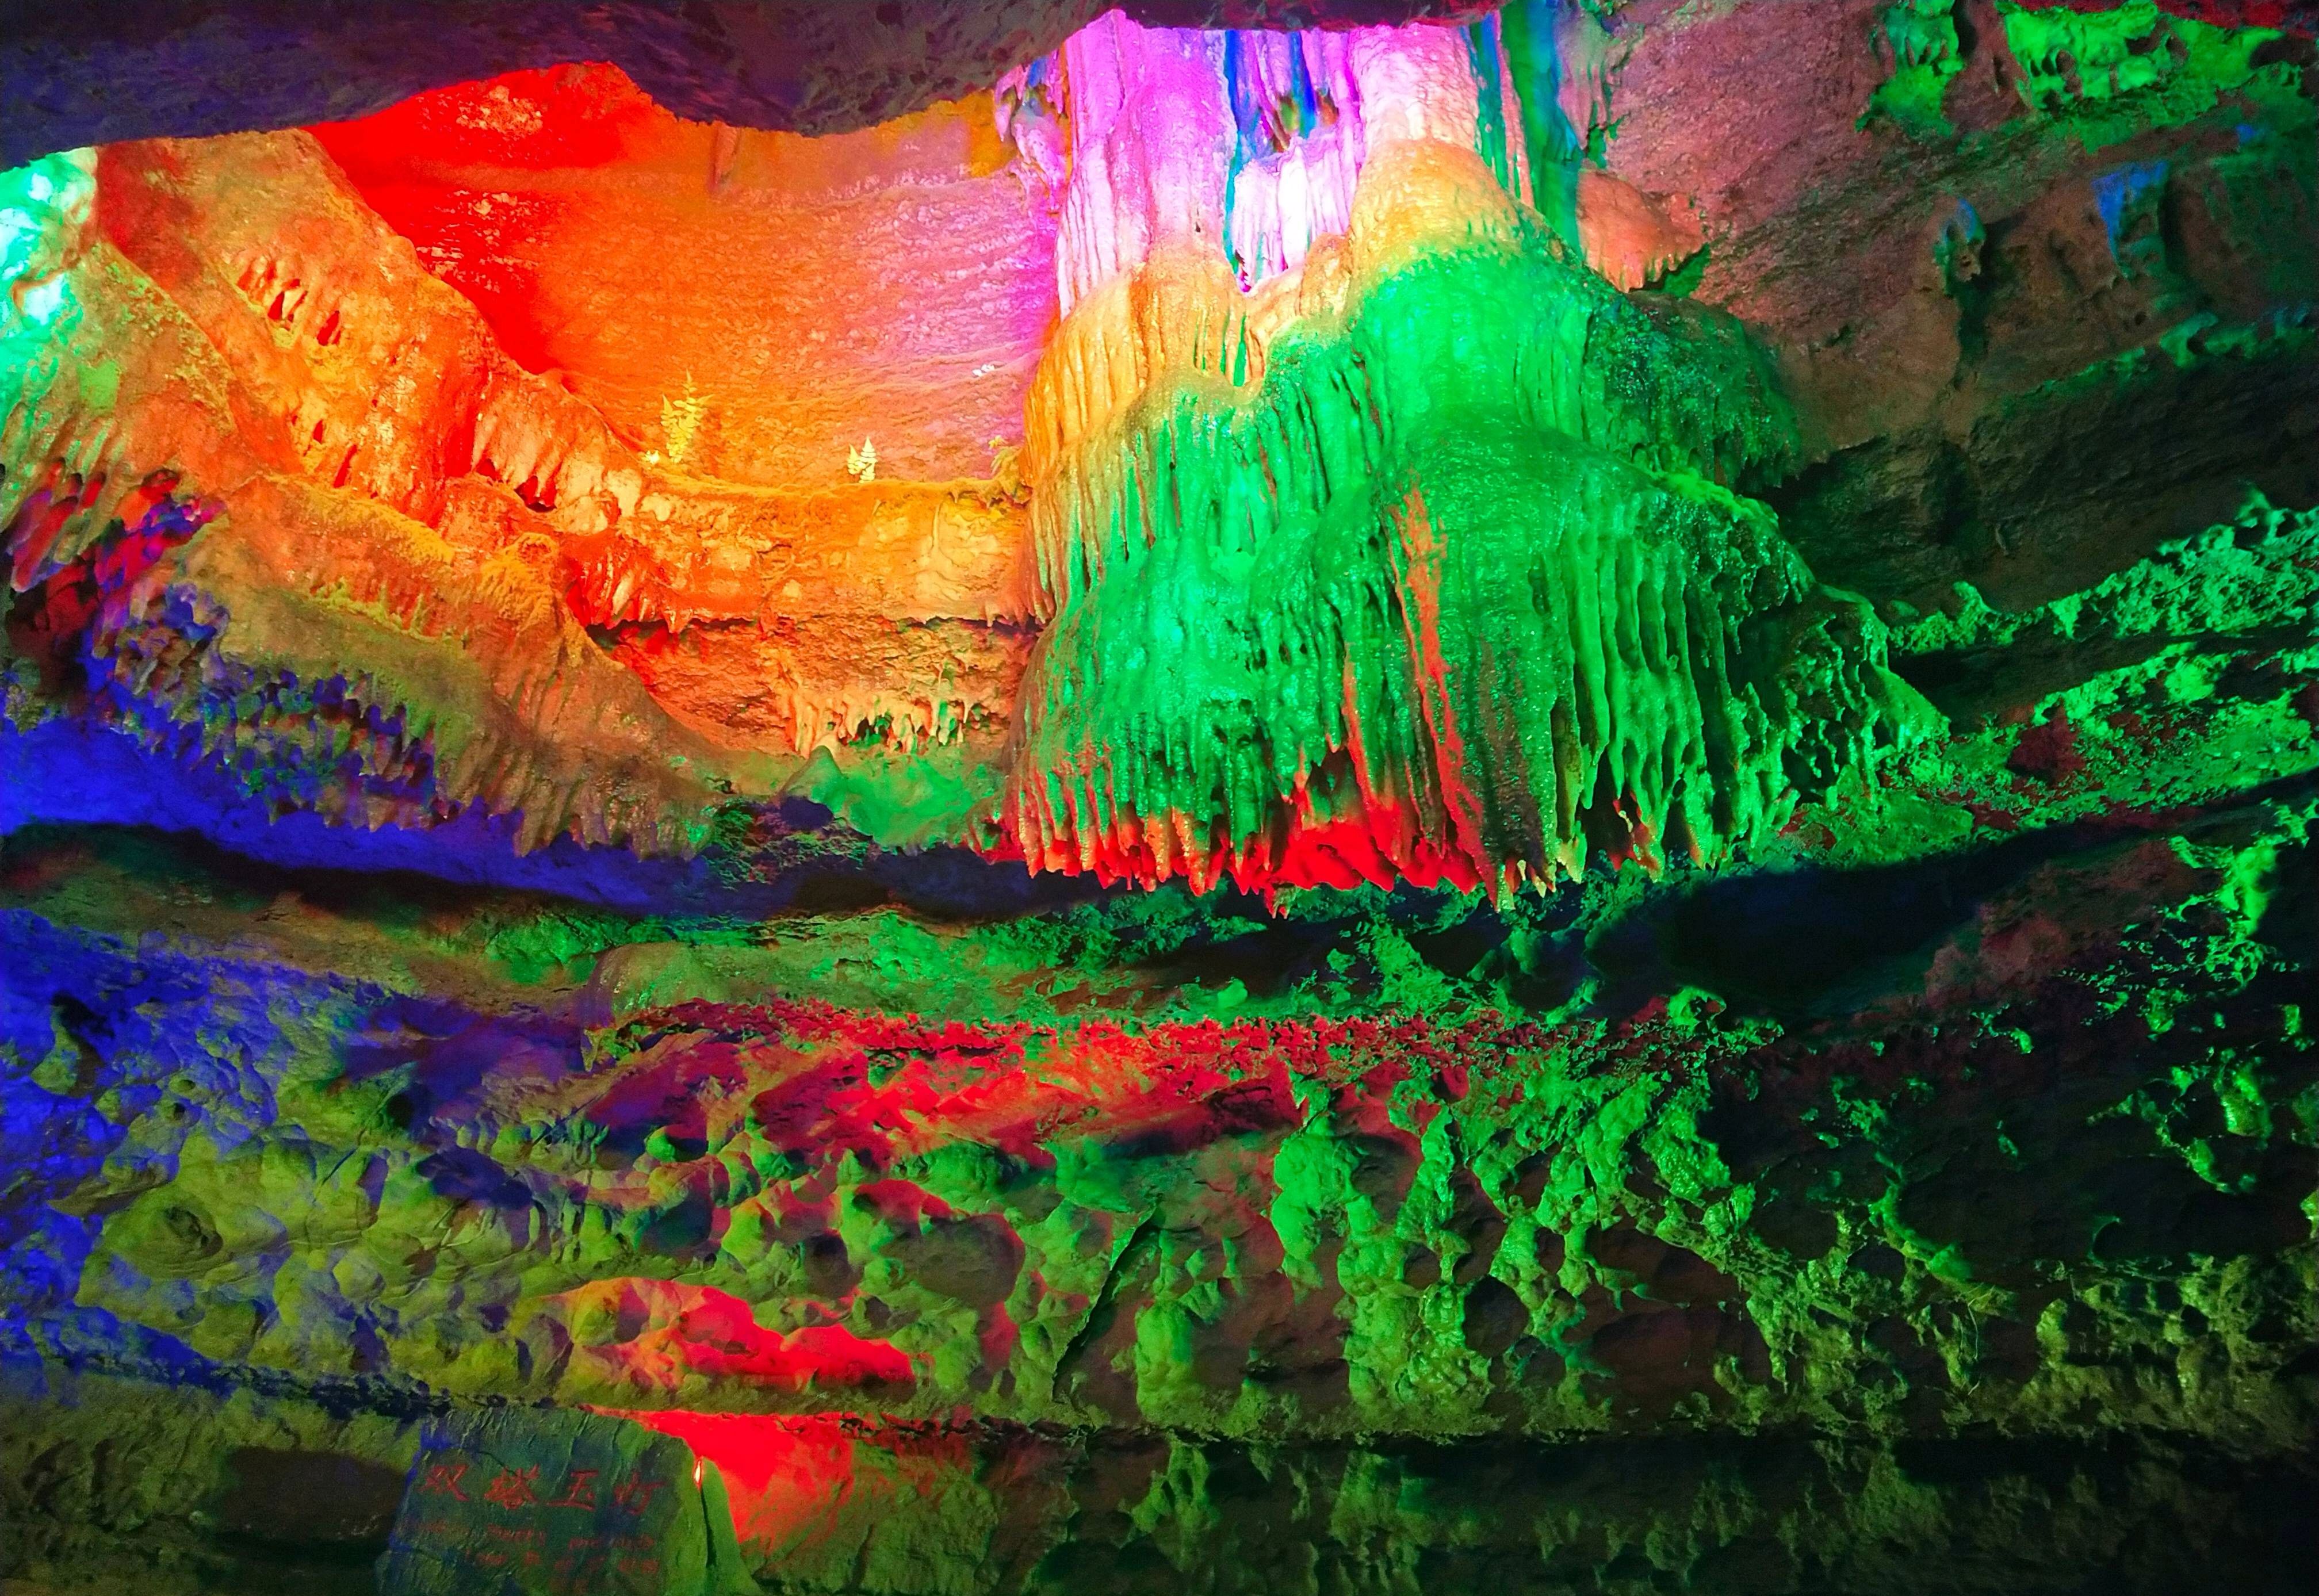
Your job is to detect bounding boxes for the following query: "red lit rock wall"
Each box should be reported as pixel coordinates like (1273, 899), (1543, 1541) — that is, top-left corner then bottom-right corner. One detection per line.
(311, 68), (1060, 490)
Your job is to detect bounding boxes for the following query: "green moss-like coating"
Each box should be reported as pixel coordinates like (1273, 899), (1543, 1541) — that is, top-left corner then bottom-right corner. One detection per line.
(1011, 236), (1930, 893)
(1861, 1), (1966, 139)
(1996, 0), (2297, 149)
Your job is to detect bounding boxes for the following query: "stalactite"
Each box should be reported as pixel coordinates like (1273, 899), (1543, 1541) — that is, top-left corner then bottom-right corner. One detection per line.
(1001, 28), (1931, 895)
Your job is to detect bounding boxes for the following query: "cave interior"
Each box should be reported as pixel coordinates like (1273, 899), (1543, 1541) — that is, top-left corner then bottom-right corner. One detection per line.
(1, 2), (2315, 1593)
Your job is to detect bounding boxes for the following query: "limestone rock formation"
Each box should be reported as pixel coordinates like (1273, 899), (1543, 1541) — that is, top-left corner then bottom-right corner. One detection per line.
(998, 19), (1931, 892)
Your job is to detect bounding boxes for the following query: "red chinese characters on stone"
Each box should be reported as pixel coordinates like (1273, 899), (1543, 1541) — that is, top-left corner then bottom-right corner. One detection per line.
(421, 1461), (469, 1501)
(548, 1468), (599, 1509)
(483, 1465), (541, 1510)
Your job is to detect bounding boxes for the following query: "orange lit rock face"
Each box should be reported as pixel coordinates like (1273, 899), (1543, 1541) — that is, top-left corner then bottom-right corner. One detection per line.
(310, 67), (1060, 490)
(301, 66), (1054, 765)
(1574, 168), (1703, 293)
(12, 132), (738, 849)
(9, 112), (1039, 849)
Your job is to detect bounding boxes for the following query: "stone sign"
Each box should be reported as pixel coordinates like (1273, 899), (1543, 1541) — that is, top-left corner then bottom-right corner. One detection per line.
(377, 1404), (755, 1596)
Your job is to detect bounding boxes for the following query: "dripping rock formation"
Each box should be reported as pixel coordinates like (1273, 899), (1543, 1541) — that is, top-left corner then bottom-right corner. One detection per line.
(2, 3), (2315, 1594)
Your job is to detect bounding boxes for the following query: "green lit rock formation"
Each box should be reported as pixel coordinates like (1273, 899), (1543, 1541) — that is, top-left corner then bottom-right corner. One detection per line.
(1007, 205), (1931, 895)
